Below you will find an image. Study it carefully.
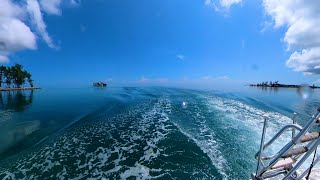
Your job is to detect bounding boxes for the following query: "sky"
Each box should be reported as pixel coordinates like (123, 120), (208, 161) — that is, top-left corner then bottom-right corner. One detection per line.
(1, 0), (320, 88)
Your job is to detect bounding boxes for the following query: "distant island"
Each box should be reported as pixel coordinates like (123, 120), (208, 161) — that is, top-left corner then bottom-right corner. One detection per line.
(0, 64), (40, 91)
(249, 81), (320, 89)
(93, 82), (107, 87)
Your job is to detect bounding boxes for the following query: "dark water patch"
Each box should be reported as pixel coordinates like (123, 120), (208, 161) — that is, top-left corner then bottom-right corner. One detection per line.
(0, 90), (34, 112)
(0, 99), (126, 161)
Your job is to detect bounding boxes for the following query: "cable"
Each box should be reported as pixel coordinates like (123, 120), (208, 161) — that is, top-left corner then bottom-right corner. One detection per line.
(306, 145), (318, 180)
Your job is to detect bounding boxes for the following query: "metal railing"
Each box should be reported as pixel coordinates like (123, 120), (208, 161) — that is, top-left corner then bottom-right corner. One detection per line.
(255, 124), (303, 160)
(256, 116), (268, 175)
(253, 109), (320, 179)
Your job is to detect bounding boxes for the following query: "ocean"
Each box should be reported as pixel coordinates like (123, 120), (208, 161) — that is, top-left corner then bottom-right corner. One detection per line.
(0, 87), (319, 179)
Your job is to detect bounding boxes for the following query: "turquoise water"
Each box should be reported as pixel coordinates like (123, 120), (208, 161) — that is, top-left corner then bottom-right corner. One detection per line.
(0, 87), (319, 179)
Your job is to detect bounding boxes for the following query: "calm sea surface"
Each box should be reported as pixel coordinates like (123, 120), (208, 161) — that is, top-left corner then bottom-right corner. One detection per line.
(0, 87), (319, 179)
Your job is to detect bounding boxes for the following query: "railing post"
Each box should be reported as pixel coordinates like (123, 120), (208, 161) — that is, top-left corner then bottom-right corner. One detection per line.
(292, 112), (298, 140)
(256, 116), (268, 176)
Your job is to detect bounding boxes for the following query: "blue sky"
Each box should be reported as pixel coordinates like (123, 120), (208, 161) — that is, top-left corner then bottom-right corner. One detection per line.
(1, 0), (320, 88)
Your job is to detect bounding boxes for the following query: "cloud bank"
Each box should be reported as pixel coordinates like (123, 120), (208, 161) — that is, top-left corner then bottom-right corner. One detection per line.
(263, 0), (320, 74)
(0, 0), (36, 63)
(0, 0), (77, 63)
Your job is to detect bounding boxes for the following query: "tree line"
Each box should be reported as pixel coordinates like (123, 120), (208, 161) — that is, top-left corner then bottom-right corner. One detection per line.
(0, 64), (33, 88)
(256, 81), (279, 86)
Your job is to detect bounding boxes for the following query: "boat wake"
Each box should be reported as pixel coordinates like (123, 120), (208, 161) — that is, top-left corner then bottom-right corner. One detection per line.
(167, 91), (293, 179)
(0, 95), (218, 179)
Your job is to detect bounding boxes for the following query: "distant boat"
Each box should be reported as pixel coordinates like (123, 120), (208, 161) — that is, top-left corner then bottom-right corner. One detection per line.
(93, 82), (107, 87)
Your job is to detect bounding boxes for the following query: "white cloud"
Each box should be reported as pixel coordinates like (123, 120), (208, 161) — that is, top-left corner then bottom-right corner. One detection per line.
(0, 0), (36, 62)
(0, 0), (79, 63)
(263, 0), (320, 74)
(205, 0), (242, 11)
(202, 76), (211, 80)
(216, 75), (229, 80)
(155, 78), (169, 83)
(201, 75), (230, 81)
(0, 0), (25, 18)
(176, 54), (185, 60)
(27, 0), (56, 49)
(313, 79), (320, 85)
(0, 18), (37, 52)
(286, 48), (320, 74)
(40, 0), (62, 15)
(220, 0), (242, 9)
(70, 0), (81, 6)
(0, 55), (9, 63)
(137, 76), (169, 84)
(39, 0), (80, 15)
(138, 76), (150, 83)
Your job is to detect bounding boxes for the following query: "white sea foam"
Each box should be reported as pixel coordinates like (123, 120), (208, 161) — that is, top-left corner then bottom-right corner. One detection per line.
(203, 95), (292, 154)
(120, 162), (151, 179)
(164, 92), (231, 178)
(0, 97), (173, 179)
(174, 119), (229, 179)
(2, 172), (15, 179)
(169, 92), (299, 179)
(205, 95), (320, 173)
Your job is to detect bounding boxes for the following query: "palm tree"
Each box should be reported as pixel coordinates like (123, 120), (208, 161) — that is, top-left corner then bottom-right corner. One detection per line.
(0, 66), (6, 88)
(4, 67), (12, 88)
(24, 71), (33, 87)
(12, 64), (23, 87)
(0, 64), (34, 89)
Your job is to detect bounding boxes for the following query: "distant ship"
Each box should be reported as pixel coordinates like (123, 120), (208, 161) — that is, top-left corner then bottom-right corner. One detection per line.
(93, 82), (107, 87)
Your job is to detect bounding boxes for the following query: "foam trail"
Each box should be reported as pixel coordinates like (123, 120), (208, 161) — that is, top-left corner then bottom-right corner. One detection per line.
(169, 96), (229, 179)
(203, 95), (292, 153)
(0, 97), (174, 179)
(167, 92), (296, 178)
(119, 97), (173, 179)
(205, 94), (320, 173)
(172, 121), (229, 179)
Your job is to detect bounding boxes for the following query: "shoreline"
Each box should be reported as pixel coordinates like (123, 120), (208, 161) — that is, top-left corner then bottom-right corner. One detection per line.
(249, 84), (320, 89)
(0, 87), (41, 91)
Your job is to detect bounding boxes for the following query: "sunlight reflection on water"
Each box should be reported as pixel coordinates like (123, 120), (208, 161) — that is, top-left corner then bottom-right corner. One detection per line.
(297, 85), (312, 100)
(182, 101), (188, 109)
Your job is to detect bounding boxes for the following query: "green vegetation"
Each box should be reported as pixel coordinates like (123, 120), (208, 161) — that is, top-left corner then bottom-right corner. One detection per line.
(250, 81), (320, 89)
(0, 64), (34, 89)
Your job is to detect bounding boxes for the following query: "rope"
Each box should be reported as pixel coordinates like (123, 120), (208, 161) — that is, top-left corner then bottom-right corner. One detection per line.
(306, 144), (318, 179)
